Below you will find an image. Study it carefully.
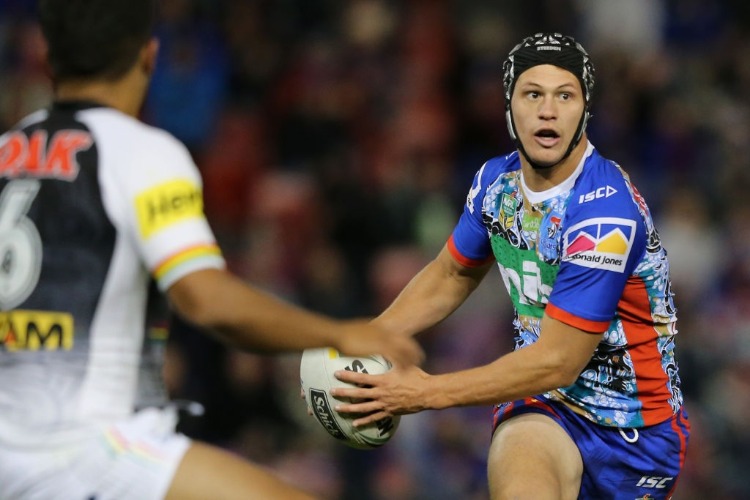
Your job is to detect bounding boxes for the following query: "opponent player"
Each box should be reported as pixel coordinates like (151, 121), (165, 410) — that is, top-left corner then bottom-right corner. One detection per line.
(333, 33), (690, 499)
(0, 1), (422, 499)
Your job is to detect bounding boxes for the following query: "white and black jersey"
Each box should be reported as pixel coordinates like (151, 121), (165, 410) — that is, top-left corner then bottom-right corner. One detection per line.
(0, 101), (225, 445)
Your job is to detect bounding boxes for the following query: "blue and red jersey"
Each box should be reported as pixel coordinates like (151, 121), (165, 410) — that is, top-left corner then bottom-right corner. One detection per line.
(450, 143), (684, 427)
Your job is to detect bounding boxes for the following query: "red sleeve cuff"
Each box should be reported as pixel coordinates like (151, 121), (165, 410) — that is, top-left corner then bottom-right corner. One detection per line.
(447, 235), (494, 268)
(546, 303), (609, 333)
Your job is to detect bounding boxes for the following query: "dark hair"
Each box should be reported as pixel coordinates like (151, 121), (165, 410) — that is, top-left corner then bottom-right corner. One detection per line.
(38, 0), (156, 82)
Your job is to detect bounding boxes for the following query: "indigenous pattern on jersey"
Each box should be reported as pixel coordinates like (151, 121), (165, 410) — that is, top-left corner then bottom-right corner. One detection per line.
(0, 101), (224, 445)
(449, 143), (683, 427)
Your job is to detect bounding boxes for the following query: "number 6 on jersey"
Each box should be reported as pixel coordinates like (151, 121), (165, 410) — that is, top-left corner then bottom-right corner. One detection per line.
(0, 179), (42, 309)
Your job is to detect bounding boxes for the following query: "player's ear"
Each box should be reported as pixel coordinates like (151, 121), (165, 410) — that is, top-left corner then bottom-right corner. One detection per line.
(141, 37), (159, 76)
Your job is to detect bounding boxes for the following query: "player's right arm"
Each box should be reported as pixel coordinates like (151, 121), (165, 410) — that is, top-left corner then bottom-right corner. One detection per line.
(373, 161), (497, 338)
(372, 244), (493, 337)
(166, 268), (423, 366)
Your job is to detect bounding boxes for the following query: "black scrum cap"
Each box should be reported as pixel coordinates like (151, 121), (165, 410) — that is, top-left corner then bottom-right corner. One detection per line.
(502, 32), (595, 105)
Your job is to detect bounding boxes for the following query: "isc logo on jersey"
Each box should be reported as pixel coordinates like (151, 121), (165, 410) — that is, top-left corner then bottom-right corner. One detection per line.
(578, 185), (617, 204)
(135, 179), (204, 238)
(562, 217), (636, 273)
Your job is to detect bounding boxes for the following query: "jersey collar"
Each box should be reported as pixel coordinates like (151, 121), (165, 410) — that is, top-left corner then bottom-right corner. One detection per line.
(51, 100), (109, 113)
(520, 141), (594, 205)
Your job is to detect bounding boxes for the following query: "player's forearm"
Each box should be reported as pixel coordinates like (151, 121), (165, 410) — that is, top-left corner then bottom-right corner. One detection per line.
(424, 316), (601, 409)
(425, 343), (577, 410)
(204, 283), (343, 352)
(372, 263), (465, 336)
(374, 246), (489, 337)
(170, 269), (345, 352)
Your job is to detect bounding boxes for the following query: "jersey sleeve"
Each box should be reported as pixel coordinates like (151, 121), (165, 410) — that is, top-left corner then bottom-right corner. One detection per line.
(105, 127), (225, 291)
(546, 175), (646, 333)
(448, 163), (494, 267)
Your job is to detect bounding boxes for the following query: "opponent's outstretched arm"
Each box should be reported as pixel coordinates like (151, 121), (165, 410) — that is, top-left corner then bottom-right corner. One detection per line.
(167, 268), (423, 367)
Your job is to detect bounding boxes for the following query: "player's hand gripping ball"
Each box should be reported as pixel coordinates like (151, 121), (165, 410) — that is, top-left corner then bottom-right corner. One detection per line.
(300, 347), (400, 449)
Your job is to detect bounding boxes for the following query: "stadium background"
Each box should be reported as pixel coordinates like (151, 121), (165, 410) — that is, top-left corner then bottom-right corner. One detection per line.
(1, 0), (749, 498)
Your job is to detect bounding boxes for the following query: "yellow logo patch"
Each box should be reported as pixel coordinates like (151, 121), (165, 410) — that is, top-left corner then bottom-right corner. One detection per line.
(135, 179), (203, 239)
(0, 310), (74, 351)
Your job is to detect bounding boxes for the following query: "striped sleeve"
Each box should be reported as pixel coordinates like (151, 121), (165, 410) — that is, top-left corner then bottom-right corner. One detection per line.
(152, 243), (225, 290)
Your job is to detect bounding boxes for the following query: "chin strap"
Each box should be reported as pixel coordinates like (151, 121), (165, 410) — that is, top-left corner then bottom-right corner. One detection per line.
(506, 107), (590, 170)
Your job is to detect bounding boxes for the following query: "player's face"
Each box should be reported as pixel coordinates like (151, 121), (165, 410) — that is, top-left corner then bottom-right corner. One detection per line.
(510, 64), (585, 168)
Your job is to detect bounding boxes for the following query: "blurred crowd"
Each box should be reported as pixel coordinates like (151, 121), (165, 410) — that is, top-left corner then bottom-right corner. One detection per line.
(2, 0), (750, 498)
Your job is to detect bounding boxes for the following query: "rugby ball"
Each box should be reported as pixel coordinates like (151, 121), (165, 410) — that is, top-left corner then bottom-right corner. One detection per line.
(300, 347), (400, 449)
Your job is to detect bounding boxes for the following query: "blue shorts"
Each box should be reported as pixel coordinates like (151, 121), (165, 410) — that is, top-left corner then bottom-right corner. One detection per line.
(492, 395), (690, 500)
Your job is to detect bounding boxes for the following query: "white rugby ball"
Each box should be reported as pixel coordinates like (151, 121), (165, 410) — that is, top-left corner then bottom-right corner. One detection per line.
(300, 347), (400, 449)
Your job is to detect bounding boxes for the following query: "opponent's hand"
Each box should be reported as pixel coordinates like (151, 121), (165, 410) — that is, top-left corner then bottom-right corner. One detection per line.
(333, 320), (424, 368)
(300, 387), (312, 416)
(330, 365), (431, 427)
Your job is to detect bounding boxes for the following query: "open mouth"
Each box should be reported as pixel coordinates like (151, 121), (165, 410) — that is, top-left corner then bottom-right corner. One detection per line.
(534, 129), (560, 147)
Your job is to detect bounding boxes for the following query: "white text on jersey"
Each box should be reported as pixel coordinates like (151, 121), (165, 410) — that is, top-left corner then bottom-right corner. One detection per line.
(578, 185), (617, 204)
